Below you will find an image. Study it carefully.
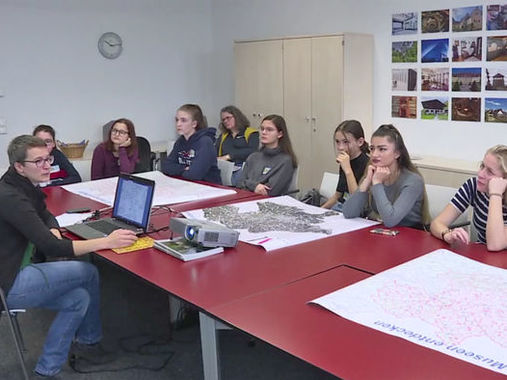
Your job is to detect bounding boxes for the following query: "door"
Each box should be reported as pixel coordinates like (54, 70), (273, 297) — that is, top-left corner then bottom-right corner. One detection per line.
(283, 38), (312, 191)
(310, 36), (344, 188)
(234, 40), (284, 128)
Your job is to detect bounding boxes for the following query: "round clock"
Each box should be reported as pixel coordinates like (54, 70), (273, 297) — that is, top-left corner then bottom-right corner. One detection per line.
(98, 32), (123, 59)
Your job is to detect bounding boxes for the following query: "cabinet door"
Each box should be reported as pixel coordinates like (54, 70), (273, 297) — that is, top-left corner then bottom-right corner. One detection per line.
(283, 38), (312, 191)
(234, 40), (284, 127)
(311, 36), (344, 188)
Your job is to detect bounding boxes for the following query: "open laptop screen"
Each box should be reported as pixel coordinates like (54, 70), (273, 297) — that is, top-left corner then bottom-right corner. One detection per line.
(112, 174), (155, 230)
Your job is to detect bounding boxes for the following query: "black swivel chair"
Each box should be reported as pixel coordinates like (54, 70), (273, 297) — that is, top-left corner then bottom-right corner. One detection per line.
(134, 136), (155, 173)
(0, 286), (29, 380)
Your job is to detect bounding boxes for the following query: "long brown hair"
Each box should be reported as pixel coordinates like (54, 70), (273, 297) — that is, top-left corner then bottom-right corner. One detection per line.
(334, 120), (369, 154)
(261, 114), (298, 168)
(105, 118), (138, 156)
(372, 124), (430, 225)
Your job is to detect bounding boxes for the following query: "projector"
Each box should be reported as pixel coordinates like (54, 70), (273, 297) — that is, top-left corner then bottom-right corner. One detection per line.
(169, 217), (240, 248)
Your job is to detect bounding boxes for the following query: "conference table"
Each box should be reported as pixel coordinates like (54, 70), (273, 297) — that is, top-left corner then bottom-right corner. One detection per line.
(44, 179), (507, 380)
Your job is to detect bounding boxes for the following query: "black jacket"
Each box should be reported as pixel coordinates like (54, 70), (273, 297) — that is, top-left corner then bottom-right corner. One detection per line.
(0, 167), (74, 297)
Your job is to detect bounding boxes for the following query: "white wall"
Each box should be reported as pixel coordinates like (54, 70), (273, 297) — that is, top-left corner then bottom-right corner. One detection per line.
(0, 0), (214, 168)
(210, 0), (506, 162)
(0, 0), (504, 169)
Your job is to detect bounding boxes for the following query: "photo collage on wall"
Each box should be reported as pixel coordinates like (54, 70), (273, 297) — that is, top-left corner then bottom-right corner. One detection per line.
(391, 5), (507, 124)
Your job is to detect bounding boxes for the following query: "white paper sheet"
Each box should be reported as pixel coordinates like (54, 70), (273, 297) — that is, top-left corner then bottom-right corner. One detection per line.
(311, 249), (507, 375)
(183, 195), (379, 251)
(62, 171), (236, 206)
(56, 213), (93, 227)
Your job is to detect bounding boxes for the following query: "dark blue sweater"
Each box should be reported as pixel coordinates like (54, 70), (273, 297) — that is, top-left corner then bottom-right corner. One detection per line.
(161, 128), (222, 184)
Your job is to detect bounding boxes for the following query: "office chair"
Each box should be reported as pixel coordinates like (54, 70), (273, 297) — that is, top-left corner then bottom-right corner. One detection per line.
(425, 184), (471, 228)
(319, 172), (340, 202)
(134, 136), (155, 173)
(0, 286), (29, 380)
(217, 159), (235, 186)
(286, 167), (300, 197)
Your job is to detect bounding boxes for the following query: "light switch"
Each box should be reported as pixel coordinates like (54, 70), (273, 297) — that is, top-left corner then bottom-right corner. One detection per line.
(0, 118), (7, 134)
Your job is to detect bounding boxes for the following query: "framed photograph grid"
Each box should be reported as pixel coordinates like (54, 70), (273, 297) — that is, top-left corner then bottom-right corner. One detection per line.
(391, 5), (507, 124)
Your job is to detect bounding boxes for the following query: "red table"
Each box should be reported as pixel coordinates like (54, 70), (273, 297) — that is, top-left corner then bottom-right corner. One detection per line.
(207, 265), (506, 380)
(44, 184), (507, 380)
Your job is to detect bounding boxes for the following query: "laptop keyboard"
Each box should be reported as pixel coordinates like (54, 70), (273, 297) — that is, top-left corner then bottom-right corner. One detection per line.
(87, 220), (120, 235)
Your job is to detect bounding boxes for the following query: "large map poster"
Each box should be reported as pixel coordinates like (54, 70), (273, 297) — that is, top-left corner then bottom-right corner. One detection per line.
(311, 249), (507, 375)
(62, 171), (235, 206)
(183, 196), (378, 251)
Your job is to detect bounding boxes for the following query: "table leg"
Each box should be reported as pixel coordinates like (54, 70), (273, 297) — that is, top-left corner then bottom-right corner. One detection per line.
(199, 312), (221, 380)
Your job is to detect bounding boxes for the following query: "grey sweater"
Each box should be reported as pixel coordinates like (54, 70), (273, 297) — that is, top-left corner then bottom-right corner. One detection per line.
(342, 169), (424, 228)
(237, 147), (294, 196)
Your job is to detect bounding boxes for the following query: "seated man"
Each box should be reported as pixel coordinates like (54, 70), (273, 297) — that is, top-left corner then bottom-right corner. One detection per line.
(0, 135), (137, 378)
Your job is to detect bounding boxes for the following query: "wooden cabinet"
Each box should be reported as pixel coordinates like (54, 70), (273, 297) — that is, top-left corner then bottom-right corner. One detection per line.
(234, 34), (373, 191)
(234, 40), (284, 125)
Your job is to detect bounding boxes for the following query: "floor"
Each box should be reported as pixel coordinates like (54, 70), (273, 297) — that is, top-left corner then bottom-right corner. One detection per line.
(0, 255), (338, 379)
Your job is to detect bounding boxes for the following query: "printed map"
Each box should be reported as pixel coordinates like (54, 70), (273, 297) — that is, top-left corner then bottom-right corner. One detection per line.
(184, 196), (378, 251)
(311, 249), (507, 375)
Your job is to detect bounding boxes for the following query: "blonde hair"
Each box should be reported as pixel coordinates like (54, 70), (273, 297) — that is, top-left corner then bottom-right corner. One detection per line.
(487, 144), (507, 176)
(486, 144), (507, 205)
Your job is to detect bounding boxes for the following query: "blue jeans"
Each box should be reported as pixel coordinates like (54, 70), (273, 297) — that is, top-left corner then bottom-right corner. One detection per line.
(6, 261), (102, 376)
(231, 167), (243, 187)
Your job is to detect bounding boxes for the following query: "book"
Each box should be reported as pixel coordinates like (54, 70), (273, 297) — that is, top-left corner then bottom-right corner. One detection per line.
(154, 237), (224, 261)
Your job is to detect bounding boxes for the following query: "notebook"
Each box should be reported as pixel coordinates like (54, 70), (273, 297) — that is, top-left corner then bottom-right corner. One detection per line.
(66, 174), (155, 239)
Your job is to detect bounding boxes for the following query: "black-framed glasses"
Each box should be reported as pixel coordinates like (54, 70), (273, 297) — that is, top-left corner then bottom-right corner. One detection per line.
(22, 156), (54, 168)
(111, 128), (128, 136)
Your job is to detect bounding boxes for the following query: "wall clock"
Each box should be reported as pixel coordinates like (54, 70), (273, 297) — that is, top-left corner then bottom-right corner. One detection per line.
(98, 32), (123, 59)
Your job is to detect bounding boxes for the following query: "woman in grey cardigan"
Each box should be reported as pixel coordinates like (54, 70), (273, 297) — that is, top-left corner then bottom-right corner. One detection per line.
(342, 124), (429, 228)
(237, 114), (297, 196)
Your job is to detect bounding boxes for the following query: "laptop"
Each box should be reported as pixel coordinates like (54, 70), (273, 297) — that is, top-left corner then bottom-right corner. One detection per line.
(66, 174), (155, 239)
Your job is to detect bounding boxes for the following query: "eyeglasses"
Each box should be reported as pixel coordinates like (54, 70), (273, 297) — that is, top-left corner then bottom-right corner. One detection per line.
(221, 116), (233, 123)
(111, 128), (129, 136)
(23, 155), (54, 168)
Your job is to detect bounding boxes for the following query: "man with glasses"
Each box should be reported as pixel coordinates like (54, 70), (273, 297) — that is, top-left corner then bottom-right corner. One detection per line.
(0, 135), (137, 378)
(33, 124), (82, 186)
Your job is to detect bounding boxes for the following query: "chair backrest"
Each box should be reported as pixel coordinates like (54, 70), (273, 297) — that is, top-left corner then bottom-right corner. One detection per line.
(319, 172), (340, 200)
(134, 136), (153, 173)
(286, 167), (300, 196)
(102, 120), (115, 142)
(217, 159), (235, 186)
(425, 184), (471, 227)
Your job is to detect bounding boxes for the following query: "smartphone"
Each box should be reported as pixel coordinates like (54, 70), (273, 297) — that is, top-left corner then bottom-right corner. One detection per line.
(66, 207), (91, 214)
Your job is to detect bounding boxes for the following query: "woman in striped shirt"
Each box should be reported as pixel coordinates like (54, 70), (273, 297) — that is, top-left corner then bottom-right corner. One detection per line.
(430, 145), (507, 251)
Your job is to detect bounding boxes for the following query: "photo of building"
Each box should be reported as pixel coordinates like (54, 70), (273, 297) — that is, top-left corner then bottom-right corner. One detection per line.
(452, 68), (481, 92)
(422, 9), (450, 33)
(392, 12), (418, 35)
(421, 39), (449, 63)
(452, 37), (482, 62)
(452, 6), (483, 32)
(485, 97), (507, 122)
(485, 68), (507, 90)
(392, 96), (417, 118)
(451, 97), (481, 121)
(421, 97), (449, 120)
(392, 41), (418, 62)
(421, 68), (449, 91)
(487, 4), (507, 31)
(392, 68), (417, 91)
(487, 36), (507, 61)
